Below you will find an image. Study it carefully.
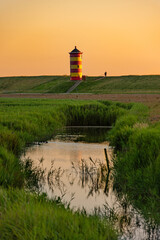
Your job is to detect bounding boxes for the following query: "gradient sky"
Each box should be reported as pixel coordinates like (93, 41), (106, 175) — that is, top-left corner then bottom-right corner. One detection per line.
(1, 0), (160, 76)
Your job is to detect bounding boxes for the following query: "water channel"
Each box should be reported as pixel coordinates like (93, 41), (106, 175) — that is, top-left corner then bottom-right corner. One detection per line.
(22, 127), (160, 240)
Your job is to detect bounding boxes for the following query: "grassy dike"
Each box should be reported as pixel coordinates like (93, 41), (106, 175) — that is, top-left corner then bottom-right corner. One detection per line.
(0, 75), (160, 94)
(0, 98), (131, 240)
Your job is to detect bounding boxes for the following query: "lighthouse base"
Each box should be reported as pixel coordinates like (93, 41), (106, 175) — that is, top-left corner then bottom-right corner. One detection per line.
(70, 77), (82, 81)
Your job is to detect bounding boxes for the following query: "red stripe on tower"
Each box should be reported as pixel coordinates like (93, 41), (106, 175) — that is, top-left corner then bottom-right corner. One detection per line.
(70, 53), (81, 57)
(71, 69), (82, 73)
(70, 61), (82, 65)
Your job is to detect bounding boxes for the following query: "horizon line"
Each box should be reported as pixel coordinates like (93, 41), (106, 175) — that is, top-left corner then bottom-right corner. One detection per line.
(0, 74), (160, 78)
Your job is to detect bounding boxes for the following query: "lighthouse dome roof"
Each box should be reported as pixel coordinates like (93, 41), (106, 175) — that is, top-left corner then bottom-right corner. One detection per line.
(69, 46), (82, 54)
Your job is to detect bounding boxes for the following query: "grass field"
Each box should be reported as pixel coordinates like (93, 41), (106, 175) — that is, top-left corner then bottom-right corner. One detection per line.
(0, 75), (160, 94)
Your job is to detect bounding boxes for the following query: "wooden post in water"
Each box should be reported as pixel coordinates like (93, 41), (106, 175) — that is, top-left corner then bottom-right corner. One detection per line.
(104, 148), (110, 173)
(104, 148), (110, 194)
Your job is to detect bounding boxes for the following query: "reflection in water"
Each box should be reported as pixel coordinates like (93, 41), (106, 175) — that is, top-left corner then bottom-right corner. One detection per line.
(22, 127), (160, 240)
(23, 140), (112, 211)
(54, 126), (111, 143)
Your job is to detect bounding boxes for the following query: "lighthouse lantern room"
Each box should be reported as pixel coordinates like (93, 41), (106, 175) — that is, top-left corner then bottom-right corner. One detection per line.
(69, 46), (82, 81)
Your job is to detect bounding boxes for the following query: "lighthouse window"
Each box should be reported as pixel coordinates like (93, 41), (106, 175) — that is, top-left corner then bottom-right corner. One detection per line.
(77, 65), (79, 68)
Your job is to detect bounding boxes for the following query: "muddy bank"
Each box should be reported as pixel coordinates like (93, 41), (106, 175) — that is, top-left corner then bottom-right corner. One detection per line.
(0, 93), (160, 102)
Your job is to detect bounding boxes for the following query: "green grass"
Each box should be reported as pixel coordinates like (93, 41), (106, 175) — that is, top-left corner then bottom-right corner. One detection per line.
(0, 188), (117, 240)
(0, 75), (160, 93)
(0, 147), (23, 188)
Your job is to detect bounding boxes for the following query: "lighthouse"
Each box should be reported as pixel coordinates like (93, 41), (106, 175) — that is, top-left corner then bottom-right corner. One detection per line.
(69, 46), (82, 81)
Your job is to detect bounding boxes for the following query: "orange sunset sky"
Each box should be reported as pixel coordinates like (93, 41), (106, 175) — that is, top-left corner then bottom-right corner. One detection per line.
(1, 0), (160, 77)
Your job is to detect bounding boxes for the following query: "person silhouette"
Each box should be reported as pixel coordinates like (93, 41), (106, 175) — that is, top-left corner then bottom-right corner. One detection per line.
(104, 72), (107, 77)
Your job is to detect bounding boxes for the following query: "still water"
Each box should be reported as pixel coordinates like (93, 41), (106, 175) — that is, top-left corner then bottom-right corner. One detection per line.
(22, 127), (160, 240)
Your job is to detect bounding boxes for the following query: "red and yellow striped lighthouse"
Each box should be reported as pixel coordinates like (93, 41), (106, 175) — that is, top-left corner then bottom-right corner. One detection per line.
(69, 46), (82, 80)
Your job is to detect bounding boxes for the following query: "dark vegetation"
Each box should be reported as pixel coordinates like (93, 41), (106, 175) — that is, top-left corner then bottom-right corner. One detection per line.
(0, 75), (160, 93)
(0, 97), (160, 238)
